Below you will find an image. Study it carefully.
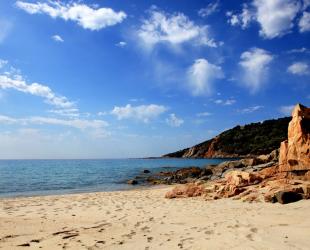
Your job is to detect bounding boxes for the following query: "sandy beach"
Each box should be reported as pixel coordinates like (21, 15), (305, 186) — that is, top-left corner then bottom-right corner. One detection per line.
(0, 186), (310, 250)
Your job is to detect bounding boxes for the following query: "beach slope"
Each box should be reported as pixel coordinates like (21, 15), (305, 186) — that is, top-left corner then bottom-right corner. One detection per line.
(1, 187), (310, 250)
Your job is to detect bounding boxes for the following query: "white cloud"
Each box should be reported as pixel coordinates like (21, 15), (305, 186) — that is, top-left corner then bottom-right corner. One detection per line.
(187, 59), (224, 96)
(303, 0), (310, 9)
(0, 59), (8, 68)
(239, 48), (273, 93)
(48, 109), (79, 117)
(196, 112), (212, 117)
(111, 104), (167, 123)
(254, 0), (301, 39)
(97, 111), (107, 116)
(129, 98), (144, 102)
(0, 19), (12, 43)
(287, 47), (310, 53)
(0, 114), (108, 130)
(227, 0), (305, 39)
(0, 115), (17, 124)
(0, 74), (74, 108)
(30, 116), (108, 130)
(279, 105), (295, 115)
(299, 11), (310, 32)
(16, 1), (127, 31)
(166, 113), (184, 127)
(52, 34), (64, 42)
(198, 1), (220, 17)
(116, 41), (126, 47)
(137, 7), (219, 49)
(238, 105), (264, 113)
(214, 99), (236, 105)
(227, 4), (254, 29)
(287, 62), (310, 75)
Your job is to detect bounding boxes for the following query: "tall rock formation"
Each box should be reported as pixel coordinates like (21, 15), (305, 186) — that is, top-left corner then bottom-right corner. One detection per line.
(279, 104), (310, 172)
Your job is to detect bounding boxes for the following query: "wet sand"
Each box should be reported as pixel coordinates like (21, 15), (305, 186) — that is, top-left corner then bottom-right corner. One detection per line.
(1, 186), (310, 249)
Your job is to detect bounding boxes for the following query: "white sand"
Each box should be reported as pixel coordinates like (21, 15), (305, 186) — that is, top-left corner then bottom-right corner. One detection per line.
(0, 186), (310, 250)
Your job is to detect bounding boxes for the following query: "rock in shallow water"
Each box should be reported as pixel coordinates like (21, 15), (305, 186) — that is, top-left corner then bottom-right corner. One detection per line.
(127, 180), (138, 185)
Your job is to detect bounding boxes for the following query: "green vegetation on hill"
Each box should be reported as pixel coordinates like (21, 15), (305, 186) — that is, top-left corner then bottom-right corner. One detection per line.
(164, 117), (291, 158)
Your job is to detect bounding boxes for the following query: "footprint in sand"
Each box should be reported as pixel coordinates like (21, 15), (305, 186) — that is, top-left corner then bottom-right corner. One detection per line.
(204, 230), (214, 235)
(246, 234), (254, 241)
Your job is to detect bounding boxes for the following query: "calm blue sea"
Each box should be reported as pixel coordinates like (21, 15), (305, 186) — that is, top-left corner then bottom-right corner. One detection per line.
(0, 158), (227, 198)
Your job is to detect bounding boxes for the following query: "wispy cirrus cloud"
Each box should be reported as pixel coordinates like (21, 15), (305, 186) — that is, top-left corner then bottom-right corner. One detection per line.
(137, 7), (220, 49)
(0, 19), (12, 43)
(213, 98), (236, 105)
(111, 104), (167, 123)
(0, 114), (108, 130)
(239, 48), (273, 93)
(238, 105), (264, 114)
(196, 112), (212, 117)
(166, 113), (184, 127)
(286, 47), (310, 54)
(187, 59), (224, 96)
(0, 59), (8, 68)
(198, 1), (220, 17)
(279, 105), (295, 116)
(52, 34), (64, 42)
(16, 1), (127, 31)
(48, 109), (79, 118)
(0, 74), (74, 109)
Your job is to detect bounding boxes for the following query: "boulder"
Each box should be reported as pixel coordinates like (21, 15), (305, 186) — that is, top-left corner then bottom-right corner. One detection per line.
(174, 167), (202, 179)
(200, 168), (213, 177)
(165, 183), (205, 199)
(143, 169), (151, 173)
(256, 149), (279, 163)
(275, 191), (303, 204)
(225, 171), (263, 187)
(217, 160), (245, 169)
(279, 104), (310, 172)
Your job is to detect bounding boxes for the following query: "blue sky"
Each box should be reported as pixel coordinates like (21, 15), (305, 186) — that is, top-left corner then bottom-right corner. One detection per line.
(0, 0), (309, 159)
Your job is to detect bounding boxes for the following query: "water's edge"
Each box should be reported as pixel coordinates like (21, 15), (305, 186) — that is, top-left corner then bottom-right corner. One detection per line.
(0, 158), (231, 198)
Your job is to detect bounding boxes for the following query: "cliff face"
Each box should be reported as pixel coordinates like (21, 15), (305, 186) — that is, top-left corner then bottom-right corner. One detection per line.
(164, 117), (291, 158)
(279, 104), (310, 172)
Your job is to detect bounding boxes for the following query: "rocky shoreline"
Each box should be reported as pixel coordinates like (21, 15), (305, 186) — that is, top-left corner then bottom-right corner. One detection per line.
(128, 152), (277, 186)
(128, 103), (310, 205)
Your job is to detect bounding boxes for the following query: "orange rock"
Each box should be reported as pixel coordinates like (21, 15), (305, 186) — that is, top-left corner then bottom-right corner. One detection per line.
(225, 171), (262, 187)
(165, 183), (205, 199)
(279, 104), (310, 172)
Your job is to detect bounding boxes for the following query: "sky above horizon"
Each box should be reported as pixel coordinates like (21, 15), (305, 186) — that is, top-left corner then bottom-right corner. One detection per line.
(0, 0), (309, 159)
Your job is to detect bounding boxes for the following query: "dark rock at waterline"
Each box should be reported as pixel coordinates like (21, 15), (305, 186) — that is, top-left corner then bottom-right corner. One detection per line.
(143, 169), (151, 174)
(127, 180), (138, 185)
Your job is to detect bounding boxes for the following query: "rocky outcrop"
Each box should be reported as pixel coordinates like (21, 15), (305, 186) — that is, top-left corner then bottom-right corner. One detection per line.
(129, 152), (278, 186)
(164, 104), (310, 204)
(165, 169), (310, 203)
(279, 104), (310, 172)
(164, 117), (290, 158)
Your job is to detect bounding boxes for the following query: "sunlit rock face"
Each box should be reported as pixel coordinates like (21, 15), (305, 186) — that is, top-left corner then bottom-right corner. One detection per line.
(279, 104), (310, 172)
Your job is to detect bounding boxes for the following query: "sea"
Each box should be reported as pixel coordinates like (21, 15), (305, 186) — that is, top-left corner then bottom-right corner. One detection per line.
(0, 158), (228, 198)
